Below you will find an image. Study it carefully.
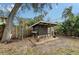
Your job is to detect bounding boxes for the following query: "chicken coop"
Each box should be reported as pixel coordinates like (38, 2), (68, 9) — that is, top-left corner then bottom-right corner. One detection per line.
(30, 21), (57, 39)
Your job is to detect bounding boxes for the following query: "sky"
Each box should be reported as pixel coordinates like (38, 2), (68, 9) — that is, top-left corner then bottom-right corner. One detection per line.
(0, 3), (79, 23)
(18, 3), (79, 23)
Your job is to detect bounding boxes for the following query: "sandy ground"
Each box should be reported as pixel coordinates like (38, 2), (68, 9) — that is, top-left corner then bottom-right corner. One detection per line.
(0, 36), (79, 54)
(33, 36), (79, 51)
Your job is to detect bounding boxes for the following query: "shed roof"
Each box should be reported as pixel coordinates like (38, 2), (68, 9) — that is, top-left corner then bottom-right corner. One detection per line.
(29, 21), (57, 28)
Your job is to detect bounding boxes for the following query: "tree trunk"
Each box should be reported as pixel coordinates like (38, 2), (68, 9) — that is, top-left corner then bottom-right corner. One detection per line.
(1, 3), (22, 42)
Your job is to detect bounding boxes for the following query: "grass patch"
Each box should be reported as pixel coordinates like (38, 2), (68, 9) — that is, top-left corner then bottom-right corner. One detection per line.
(26, 48), (79, 55)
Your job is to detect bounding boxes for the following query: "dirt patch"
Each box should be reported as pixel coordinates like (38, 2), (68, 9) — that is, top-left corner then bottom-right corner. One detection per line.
(0, 36), (79, 54)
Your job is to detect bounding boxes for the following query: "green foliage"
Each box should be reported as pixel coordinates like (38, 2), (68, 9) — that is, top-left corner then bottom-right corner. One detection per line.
(54, 23), (63, 34)
(62, 6), (74, 19)
(27, 15), (44, 26)
(13, 14), (44, 38)
(21, 3), (53, 14)
(56, 6), (79, 37)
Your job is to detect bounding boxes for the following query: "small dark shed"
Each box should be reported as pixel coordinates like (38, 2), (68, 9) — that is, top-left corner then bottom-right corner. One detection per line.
(30, 21), (56, 38)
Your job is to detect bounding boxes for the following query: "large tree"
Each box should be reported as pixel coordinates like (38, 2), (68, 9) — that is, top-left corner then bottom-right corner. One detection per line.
(62, 6), (74, 20)
(61, 6), (75, 36)
(1, 3), (22, 42)
(56, 6), (79, 36)
(1, 3), (53, 42)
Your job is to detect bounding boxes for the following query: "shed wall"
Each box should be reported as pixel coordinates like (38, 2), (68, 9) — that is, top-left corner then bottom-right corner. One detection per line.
(33, 25), (48, 35)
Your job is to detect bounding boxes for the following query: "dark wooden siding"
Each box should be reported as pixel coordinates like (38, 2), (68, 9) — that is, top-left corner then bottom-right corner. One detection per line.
(33, 25), (48, 35)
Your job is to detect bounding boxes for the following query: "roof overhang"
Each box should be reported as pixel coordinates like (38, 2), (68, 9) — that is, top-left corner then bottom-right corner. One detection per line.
(29, 21), (57, 28)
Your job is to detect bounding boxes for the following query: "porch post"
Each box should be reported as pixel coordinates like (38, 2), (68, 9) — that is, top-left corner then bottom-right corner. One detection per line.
(51, 27), (55, 37)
